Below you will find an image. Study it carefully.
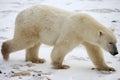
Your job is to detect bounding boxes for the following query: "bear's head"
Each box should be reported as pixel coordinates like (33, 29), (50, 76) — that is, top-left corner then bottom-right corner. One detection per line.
(77, 13), (119, 56)
(96, 29), (118, 56)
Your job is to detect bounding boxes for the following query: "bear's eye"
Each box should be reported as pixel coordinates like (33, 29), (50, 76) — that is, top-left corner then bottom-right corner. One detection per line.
(109, 42), (113, 45)
(99, 31), (103, 36)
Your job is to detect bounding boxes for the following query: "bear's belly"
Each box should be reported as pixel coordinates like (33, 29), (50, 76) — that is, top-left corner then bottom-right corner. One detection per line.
(40, 30), (60, 45)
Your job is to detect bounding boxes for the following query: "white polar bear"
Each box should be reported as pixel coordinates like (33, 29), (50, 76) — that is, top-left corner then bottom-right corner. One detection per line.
(1, 5), (118, 71)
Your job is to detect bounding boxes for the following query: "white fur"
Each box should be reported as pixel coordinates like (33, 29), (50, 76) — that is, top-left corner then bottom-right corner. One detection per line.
(1, 5), (117, 71)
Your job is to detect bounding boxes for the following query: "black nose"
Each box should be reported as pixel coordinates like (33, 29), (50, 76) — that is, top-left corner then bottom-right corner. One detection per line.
(113, 52), (118, 56)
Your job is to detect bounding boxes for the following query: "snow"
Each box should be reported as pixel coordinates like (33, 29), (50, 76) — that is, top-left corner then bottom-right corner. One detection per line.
(0, 0), (120, 80)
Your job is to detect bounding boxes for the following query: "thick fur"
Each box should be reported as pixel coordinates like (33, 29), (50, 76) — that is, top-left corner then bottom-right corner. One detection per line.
(1, 5), (118, 71)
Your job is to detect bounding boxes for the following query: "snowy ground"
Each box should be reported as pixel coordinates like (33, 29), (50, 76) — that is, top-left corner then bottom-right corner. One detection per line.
(0, 0), (120, 80)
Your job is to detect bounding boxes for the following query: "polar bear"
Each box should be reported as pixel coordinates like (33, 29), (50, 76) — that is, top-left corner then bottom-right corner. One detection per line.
(1, 5), (118, 71)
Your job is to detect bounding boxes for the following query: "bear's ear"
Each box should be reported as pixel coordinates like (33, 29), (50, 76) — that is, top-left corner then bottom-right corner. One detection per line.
(99, 31), (103, 37)
(110, 27), (115, 32)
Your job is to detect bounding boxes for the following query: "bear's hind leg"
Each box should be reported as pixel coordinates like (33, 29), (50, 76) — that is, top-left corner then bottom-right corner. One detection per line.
(26, 42), (45, 63)
(1, 38), (35, 61)
(1, 41), (10, 61)
(83, 42), (115, 71)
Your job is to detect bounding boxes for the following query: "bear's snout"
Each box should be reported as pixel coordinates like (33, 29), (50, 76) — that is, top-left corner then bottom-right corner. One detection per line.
(111, 51), (118, 56)
(110, 45), (119, 56)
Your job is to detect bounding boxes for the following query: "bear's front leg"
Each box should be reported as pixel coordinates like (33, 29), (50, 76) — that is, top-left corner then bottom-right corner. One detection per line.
(51, 44), (70, 69)
(83, 42), (115, 71)
(51, 36), (78, 69)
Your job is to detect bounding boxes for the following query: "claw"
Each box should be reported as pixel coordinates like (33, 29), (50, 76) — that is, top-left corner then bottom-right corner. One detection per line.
(91, 67), (115, 72)
(52, 64), (70, 69)
(26, 58), (46, 63)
